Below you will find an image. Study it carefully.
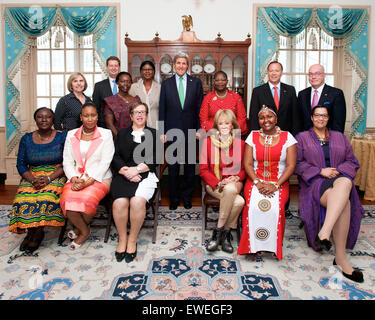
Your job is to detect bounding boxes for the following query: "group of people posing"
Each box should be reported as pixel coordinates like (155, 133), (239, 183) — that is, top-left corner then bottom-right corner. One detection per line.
(9, 52), (364, 283)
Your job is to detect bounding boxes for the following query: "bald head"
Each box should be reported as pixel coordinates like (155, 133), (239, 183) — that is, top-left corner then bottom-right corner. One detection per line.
(308, 64), (326, 89)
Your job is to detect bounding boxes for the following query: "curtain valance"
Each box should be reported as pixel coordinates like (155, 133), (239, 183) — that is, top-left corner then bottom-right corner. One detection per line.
(4, 6), (117, 154)
(255, 7), (368, 134)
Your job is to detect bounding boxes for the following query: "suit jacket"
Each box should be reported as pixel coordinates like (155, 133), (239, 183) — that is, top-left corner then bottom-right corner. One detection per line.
(159, 74), (203, 136)
(129, 79), (161, 129)
(92, 78), (113, 127)
(298, 84), (346, 133)
(63, 126), (114, 182)
(111, 126), (157, 175)
(249, 82), (300, 136)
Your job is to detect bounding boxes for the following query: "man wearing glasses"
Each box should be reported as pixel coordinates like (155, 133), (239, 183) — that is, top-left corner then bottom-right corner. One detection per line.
(298, 64), (346, 133)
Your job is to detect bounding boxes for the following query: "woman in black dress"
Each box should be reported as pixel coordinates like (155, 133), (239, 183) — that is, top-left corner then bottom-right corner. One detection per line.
(110, 102), (158, 263)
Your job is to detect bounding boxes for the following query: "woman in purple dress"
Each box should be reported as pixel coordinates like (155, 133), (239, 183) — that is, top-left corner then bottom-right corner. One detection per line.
(104, 72), (141, 139)
(295, 105), (364, 283)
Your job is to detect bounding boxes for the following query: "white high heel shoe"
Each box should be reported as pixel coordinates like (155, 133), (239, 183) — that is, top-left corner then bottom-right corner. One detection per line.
(69, 241), (81, 250)
(67, 230), (78, 240)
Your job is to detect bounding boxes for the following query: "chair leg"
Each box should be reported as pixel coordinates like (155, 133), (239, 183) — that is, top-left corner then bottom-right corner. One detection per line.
(152, 204), (158, 244)
(58, 222), (67, 245)
(104, 209), (112, 243)
(104, 197), (113, 243)
(236, 214), (242, 245)
(201, 203), (207, 245)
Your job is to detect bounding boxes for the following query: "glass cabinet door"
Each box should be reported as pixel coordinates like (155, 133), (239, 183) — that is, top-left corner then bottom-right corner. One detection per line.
(233, 56), (245, 98)
(130, 55), (142, 82)
(160, 54), (173, 82)
(221, 56), (233, 89)
(191, 55), (204, 74)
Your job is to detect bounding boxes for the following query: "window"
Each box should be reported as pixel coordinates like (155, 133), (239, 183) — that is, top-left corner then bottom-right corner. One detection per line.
(36, 25), (105, 111)
(275, 25), (334, 94)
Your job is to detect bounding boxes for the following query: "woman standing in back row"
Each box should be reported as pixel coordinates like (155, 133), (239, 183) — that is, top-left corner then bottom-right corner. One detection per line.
(199, 70), (248, 136)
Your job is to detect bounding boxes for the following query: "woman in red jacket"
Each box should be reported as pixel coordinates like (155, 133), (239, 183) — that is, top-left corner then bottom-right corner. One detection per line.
(199, 109), (246, 253)
(199, 71), (248, 137)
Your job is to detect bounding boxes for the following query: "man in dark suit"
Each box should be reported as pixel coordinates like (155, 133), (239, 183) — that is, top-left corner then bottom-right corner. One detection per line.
(159, 52), (203, 210)
(298, 64), (346, 133)
(249, 61), (300, 136)
(92, 56), (121, 127)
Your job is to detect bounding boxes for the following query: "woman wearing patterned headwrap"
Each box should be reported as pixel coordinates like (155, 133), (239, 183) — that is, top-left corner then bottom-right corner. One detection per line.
(237, 105), (297, 260)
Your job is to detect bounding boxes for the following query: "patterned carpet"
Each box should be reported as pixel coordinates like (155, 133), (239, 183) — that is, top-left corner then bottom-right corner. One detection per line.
(1, 204), (375, 300)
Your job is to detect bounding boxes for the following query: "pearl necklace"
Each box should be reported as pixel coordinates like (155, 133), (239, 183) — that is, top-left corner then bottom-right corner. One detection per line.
(259, 127), (281, 145)
(215, 90), (228, 99)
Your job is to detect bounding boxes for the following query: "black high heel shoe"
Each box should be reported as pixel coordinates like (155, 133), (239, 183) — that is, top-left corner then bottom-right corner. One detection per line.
(25, 230), (45, 253)
(20, 233), (33, 252)
(333, 259), (364, 283)
(125, 246), (137, 263)
(115, 251), (126, 262)
(315, 235), (332, 251)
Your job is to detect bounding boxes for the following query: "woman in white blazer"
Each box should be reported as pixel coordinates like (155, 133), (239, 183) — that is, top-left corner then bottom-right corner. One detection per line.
(129, 60), (161, 129)
(60, 102), (115, 250)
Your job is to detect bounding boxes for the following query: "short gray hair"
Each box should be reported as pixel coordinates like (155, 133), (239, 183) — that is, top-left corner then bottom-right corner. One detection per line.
(173, 51), (189, 65)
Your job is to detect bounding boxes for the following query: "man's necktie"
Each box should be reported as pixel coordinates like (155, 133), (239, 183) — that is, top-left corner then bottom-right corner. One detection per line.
(178, 77), (185, 109)
(273, 86), (279, 110)
(112, 80), (117, 95)
(311, 89), (319, 109)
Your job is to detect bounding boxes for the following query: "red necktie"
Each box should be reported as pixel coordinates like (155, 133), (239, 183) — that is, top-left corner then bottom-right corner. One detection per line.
(273, 86), (279, 110)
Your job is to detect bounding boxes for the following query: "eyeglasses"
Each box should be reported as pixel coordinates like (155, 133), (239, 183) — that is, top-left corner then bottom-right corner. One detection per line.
(214, 78), (228, 82)
(131, 110), (147, 115)
(308, 72), (324, 77)
(141, 68), (154, 72)
(312, 113), (329, 119)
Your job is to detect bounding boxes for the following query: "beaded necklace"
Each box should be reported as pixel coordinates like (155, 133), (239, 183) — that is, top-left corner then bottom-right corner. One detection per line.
(259, 126), (281, 145)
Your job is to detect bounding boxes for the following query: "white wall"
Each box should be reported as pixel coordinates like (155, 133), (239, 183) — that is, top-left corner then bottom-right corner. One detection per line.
(1, 0), (374, 126)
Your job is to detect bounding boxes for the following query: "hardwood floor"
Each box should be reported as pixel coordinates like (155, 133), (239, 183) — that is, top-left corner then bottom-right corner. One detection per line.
(2, 179), (373, 206)
(0, 185), (18, 205)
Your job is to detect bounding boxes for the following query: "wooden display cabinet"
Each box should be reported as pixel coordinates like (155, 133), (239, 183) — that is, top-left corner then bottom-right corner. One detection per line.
(125, 31), (251, 111)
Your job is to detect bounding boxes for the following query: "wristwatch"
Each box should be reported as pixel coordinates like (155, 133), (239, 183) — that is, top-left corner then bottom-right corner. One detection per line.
(253, 179), (260, 185)
(136, 166), (141, 173)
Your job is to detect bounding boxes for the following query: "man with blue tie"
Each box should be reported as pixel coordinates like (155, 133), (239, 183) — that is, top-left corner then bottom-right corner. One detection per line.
(159, 52), (203, 210)
(92, 56), (121, 127)
(249, 61), (300, 136)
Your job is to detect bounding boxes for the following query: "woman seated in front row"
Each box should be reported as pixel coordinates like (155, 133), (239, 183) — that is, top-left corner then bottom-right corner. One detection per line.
(60, 102), (115, 250)
(295, 105), (364, 283)
(110, 102), (158, 263)
(237, 105), (297, 260)
(199, 109), (246, 253)
(10, 107), (67, 253)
